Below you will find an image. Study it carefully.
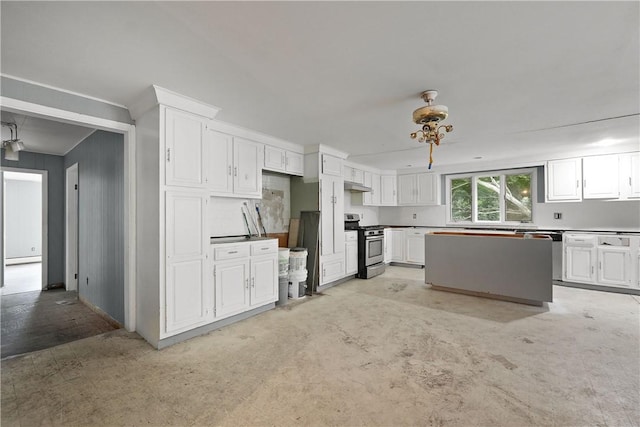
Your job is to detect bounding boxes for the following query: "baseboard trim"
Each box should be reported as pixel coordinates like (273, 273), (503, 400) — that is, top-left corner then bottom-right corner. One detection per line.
(5, 256), (42, 266)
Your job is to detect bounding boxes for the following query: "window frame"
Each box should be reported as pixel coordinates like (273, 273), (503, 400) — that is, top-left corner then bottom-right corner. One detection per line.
(446, 167), (537, 226)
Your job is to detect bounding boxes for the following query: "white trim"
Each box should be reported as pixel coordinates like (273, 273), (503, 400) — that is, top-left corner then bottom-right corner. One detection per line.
(1, 167), (48, 290)
(129, 85), (221, 121)
(1, 74), (130, 109)
(65, 163), (78, 291)
(5, 256), (41, 265)
(2, 96), (136, 332)
(446, 167), (537, 227)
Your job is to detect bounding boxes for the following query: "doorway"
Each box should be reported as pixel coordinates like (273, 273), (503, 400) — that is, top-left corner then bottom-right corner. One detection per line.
(1, 168), (47, 295)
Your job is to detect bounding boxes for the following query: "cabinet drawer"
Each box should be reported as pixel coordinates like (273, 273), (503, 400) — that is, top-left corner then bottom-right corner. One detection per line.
(406, 229), (425, 236)
(345, 231), (358, 242)
(598, 236), (630, 247)
(564, 234), (596, 246)
(213, 244), (250, 261)
(251, 239), (278, 255)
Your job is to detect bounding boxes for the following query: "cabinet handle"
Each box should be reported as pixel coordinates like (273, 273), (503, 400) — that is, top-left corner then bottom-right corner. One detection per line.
(228, 250), (238, 254)
(228, 165), (231, 176)
(166, 148), (171, 162)
(285, 156), (289, 167)
(261, 247), (269, 250)
(584, 179), (587, 188)
(251, 277), (255, 288)
(576, 180), (579, 188)
(234, 167), (238, 177)
(630, 177), (632, 186)
(245, 278), (249, 289)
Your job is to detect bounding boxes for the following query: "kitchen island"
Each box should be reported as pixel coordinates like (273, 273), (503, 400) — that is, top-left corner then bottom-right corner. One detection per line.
(425, 231), (553, 306)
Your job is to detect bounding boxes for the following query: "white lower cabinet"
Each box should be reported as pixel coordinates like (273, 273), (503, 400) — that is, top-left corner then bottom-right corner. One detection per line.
(405, 230), (425, 265)
(384, 228), (392, 263)
(345, 231), (358, 276)
(390, 229), (405, 262)
(563, 233), (639, 289)
(165, 191), (212, 335)
(213, 239), (278, 320)
(597, 247), (632, 287)
(321, 253), (345, 285)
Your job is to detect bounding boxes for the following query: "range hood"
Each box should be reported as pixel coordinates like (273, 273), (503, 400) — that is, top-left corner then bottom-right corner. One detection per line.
(344, 181), (372, 192)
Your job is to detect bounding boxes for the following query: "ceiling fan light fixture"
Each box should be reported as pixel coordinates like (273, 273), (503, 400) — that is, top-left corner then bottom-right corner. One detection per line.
(409, 89), (454, 169)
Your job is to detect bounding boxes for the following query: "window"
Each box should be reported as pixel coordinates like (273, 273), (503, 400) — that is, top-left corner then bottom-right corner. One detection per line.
(447, 168), (534, 224)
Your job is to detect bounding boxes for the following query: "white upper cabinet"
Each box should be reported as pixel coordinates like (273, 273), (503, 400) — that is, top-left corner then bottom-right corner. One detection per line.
(619, 152), (640, 199)
(343, 165), (364, 184)
(233, 137), (262, 197)
(583, 154), (619, 199)
(380, 175), (397, 206)
(164, 108), (207, 188)
(398, 173), (439, 206)
(322, 154), (343, 176)
(263, 145), (304, 176)
(363, 172), (381, 206)
(206, 129), (262, 198)
(206, 129), (234, 194)
(546, 158), (582, 201)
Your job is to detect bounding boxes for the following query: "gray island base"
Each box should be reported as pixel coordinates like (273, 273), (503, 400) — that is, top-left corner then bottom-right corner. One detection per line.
(425, 232), (553, 306)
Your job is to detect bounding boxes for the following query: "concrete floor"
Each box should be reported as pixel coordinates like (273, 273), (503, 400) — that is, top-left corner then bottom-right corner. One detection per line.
(1, 266), (639, 426)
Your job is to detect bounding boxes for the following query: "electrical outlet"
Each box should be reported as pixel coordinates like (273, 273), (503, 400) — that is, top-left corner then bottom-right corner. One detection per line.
(412, 213), (417, 219)
(553, 212), (562, 220)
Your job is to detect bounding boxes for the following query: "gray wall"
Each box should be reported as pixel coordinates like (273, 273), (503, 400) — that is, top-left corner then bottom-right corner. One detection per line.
(1, 76), (133, 124)
(65, 130), (125, 324)
(1, 150), (65, 283)
(5, 179), (42, 258)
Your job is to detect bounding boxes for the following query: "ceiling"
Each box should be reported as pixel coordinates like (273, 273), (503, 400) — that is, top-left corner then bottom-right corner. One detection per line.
(1, 1), (638, 170)
(1, 111), (96, 156)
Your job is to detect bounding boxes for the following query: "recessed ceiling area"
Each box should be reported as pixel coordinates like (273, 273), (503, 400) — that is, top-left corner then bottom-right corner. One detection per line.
(1, 1), (638, 169)
(1, 111), (96, 156)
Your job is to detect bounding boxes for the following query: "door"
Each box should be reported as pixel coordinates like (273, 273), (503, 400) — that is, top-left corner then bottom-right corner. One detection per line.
(215, 260), (250, 318)
(234, 138), (261, 197)
(165, 108), (206, 188)
(406, 232), (425, 264)
(165, 192), (210, 333)
(598, 247), (631, 286)
(565, 246), (596, 283)
(206, 129), (233, 194)
(65, 163), (79, 291)
(251, 255), (278, 306)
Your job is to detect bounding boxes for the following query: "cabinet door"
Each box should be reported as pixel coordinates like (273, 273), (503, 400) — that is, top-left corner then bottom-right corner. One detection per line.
(565, 246), (595, 283)
(320, 176), (344, 256)
(416, 173), (439, 205)
(371, 173), (381, 206)
(165, 108), (206, 188)
(405, 232), (425, 265)
(546, 158), (582, 201)
(362, 171), (373, 205)
(390, 230), (405, 262)
(215, 260), (250, 318)
(285, 151), (304, 175)
(598, 247), (631, 286)
(322, 154), (343, 176)
(343, 165), (354, 181)
(206, 129), (233, 194)
(352, 168), (364, 185)
(251, 255), (278, 306)
(165, 192), (210, 333)
(583, 155), (619, 199)
(398, 174), (416, 205)
(383, 229), (392, 263)
(234, 138), (262, 197)
(620, 152), (640, 199)
(345, 241), (358, 275)
(321, 256), (345, 285)
(264, 145), (285, 172)
(380, 175), (397, 206)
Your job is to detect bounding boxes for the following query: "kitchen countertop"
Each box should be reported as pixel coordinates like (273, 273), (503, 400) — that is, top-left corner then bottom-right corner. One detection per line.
(210, 235), (276, 244)
(379, 225), (639, 235)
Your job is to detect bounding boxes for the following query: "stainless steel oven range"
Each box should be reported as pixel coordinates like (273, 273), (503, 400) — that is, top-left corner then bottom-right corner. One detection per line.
(344, 214), (386, 279)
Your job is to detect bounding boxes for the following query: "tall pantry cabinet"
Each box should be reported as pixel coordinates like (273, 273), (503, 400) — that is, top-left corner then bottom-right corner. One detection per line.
(133, 89), (221, 348)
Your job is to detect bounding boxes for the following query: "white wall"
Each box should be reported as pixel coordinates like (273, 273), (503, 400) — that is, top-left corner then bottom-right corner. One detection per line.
(343, 190), (380, 226)
(5, 178), (42, 258)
